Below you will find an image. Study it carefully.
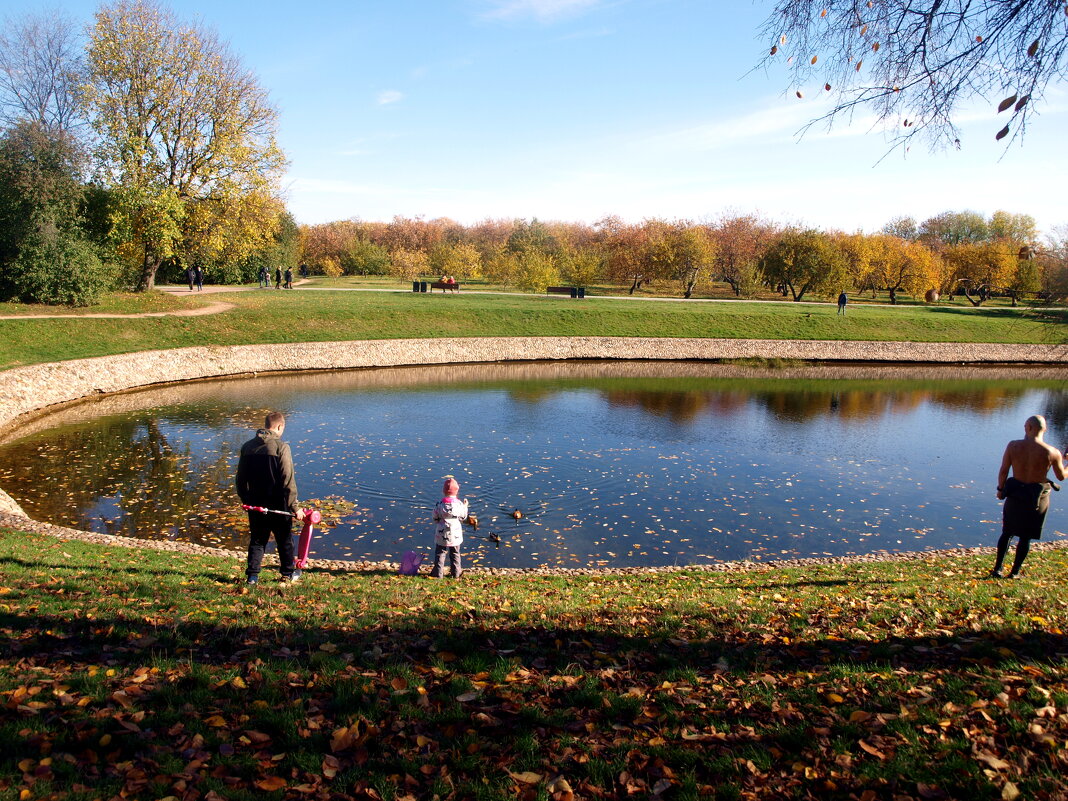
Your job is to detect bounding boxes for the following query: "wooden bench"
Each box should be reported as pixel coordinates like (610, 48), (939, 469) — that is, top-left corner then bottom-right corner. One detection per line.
(546, 286), (585, 298)
(429, 281), (460, 293)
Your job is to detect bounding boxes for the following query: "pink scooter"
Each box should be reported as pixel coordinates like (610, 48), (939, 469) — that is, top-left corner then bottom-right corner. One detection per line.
(241, 505), (323, 569)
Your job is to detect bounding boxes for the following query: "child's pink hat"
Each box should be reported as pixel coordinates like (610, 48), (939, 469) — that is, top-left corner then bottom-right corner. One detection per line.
(443, 477), (459, 495)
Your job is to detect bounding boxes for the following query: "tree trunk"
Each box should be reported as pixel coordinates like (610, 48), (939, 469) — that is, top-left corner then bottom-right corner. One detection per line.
(889, 287), (897, 304)
(683, 268), (699, 299)
(138, 254), (161, 292)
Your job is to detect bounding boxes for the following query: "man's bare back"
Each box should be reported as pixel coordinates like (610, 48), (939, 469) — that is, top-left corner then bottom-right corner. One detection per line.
(997, 415), (1065, 499)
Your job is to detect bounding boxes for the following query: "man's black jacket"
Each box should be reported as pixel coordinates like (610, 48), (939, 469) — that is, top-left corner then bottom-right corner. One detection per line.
(236, 429), (299, 514)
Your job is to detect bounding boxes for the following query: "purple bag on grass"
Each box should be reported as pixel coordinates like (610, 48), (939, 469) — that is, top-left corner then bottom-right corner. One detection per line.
(399, 550), (424, 576)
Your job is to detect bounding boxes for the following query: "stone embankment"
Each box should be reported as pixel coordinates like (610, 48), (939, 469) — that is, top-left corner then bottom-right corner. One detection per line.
(2, 336), (1065, 433)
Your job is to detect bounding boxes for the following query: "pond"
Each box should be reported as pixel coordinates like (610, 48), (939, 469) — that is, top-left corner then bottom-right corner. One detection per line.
(0, 361), (1065, 569)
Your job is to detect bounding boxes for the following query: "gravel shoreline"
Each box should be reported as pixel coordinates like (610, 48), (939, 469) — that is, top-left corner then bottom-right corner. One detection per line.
(4, 510), (1065, 577)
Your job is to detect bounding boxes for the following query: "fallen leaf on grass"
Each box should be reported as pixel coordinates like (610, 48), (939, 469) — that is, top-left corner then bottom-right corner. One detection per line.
(508, 770), (543, 784)
(858, 739), (886, 759)
(975, 751), (1010, 770)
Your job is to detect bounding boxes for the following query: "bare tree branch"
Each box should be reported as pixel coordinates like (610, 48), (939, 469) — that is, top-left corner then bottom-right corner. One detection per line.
(758, 0), (1068, 149)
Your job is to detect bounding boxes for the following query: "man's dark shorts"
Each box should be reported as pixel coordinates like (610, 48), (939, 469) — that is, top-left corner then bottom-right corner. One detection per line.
(1002, 477), (1051, 540)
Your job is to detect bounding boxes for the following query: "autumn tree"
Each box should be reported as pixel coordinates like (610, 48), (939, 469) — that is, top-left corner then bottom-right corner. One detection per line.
(389, 248), (429, 281)
(512, 249), (560, 293)
(1039, 226), (1068, 301)
(919, 211), (990, 249)
(506, 218), (562, 259)
(429, 242), (482, 280)
(836, 232), (875, 295)
(85, 0), (286, 290)
(644, 221), (717, 299)
(761, 228), (847, 302)
(596, 216), (649, 294)
(942, 241), (1017, 305)
(988, 210), (1037, 244)
(235, 210), (300, 285)
(558, 246), (603, 288)
(342, 239), (391, 275)
(760, 0), (1068, 148)
(378, 216), (453, 254)
(881, 215), (918, 241)
(710, 214), (775, 297)
(873, 235), (940, 303)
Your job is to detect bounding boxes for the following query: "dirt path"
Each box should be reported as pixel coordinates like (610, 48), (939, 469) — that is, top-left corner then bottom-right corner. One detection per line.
(0, 299), (235, 320)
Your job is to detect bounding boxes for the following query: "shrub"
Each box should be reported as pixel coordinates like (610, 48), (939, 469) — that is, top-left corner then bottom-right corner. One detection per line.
(6, 220), (113, 306)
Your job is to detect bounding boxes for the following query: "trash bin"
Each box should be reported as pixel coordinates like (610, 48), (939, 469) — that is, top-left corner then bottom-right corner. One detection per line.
(419, 281), (428, 293)
(570, 287), (577, 298)
(577, 287), (586, 299)
(412, 281), (420, 292)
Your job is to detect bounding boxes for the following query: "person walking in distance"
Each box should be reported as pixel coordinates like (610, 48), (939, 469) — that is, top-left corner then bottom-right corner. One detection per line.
(837, 291), (848, 315)
(991, 415), (1065, 578)
(236, 411), (305, 585)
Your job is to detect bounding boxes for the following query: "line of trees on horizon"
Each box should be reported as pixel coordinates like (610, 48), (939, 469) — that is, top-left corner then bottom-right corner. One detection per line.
(299, 210), (1068, 306)
(2, 4), (1066, 308)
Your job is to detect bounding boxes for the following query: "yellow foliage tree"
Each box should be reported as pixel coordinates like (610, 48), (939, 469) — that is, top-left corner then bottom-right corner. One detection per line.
(942, 242), (1018, 305)
(85, 0), (286, 290)
(389, 248), (429, 281)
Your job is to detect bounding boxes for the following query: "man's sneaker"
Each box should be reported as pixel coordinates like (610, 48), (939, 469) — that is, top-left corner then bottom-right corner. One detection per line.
(246, 575), (259, 586)
(281, 570), (302, 585)
(989, 570), (1004, 579)
(1007, 572), (1022, 580)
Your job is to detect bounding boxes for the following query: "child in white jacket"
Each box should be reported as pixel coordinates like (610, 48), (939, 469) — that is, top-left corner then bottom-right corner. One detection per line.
(431, 477), (469, 578)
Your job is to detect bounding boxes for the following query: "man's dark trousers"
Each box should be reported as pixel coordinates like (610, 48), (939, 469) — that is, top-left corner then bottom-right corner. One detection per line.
(246, 510), (296, 579)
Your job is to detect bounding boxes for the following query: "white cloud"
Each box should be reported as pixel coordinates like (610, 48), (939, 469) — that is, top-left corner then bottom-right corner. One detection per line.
(635, 98), (891, 156)
(480, 0), (606, 22)
(377, 90), (404, 105)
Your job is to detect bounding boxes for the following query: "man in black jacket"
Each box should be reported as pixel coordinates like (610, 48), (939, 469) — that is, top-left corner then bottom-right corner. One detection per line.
(236, 411), (305, 585)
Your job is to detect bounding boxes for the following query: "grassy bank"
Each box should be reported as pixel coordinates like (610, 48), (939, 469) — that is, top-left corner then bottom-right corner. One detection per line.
(1, 288), (1064, 369)
(2, 530), (1066, 800)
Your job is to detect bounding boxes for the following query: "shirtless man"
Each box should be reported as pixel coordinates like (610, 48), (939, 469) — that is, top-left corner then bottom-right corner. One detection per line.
(991, 415), (1065, 578)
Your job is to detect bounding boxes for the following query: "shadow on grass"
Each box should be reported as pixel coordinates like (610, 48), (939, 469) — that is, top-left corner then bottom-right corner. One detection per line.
(3, 608), (1064, 801)
(2, 606), (1063, 676)
(928, 303), (1068, 324)
(0, 554), (237, 584)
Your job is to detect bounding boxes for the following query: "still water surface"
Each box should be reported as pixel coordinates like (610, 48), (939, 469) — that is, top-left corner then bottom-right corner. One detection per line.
(1, 361), (1065, 568)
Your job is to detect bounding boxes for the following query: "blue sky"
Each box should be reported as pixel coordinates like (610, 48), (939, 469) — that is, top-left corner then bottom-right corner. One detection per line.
(9, 0), (1068, 233)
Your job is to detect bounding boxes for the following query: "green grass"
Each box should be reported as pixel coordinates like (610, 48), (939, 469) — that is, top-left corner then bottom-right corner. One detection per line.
(1, 530), (1067, 800)
(0, 291), (205, 317)
(0, 286), (1063, 369)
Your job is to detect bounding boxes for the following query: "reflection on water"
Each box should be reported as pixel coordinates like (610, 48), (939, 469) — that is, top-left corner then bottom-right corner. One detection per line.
(0, 361), (1065, 568)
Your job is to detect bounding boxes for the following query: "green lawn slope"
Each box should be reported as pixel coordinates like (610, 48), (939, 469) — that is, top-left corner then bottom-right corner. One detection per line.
(0, 288), (1064, 369)
(1, 530), (1066, 800)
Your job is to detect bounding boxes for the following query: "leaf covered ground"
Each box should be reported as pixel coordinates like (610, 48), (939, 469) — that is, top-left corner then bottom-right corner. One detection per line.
(1, 530), (1067, 801)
